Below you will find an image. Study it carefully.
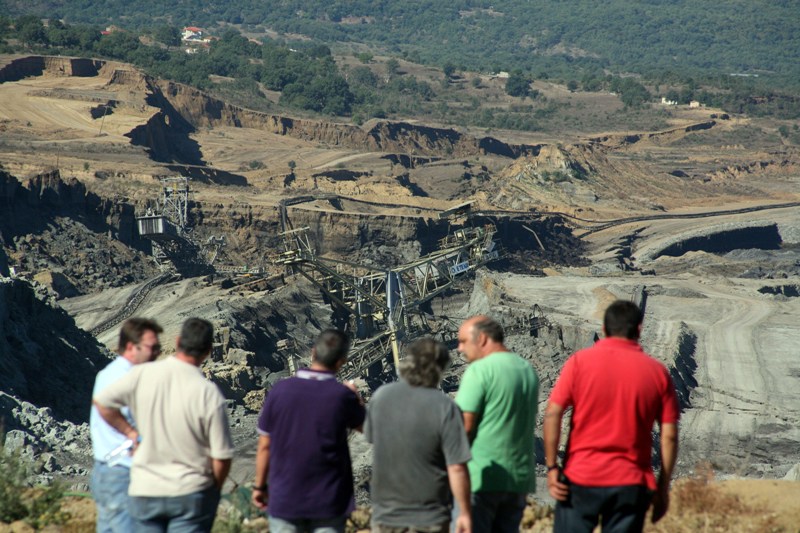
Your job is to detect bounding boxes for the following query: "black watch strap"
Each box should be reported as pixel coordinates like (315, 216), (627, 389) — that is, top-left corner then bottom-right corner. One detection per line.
(251, 483), (268, 491)
(547, 465), (560, 472)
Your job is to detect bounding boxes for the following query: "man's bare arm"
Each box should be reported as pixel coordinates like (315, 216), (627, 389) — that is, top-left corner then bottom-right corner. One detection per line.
(447, 463), (472, 533)
(543, 401), (569, 501)
(93, 400), (138, 442)
(652, 422), (678, 523)
(212, 458), (231, 490)
(462, 412), (478, 443)
(251, 434), (271, 509)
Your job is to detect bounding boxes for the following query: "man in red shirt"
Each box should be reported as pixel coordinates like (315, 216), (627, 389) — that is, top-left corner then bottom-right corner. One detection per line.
(543, 300), (679, 532)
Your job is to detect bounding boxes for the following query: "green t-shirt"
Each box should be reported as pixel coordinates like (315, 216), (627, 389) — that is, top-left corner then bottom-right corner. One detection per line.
(456, 352), (539, 493)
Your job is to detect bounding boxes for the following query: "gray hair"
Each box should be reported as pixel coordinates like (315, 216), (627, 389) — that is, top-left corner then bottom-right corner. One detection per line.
(399, 338), (450, 388)
(313, 329), (350, 369)
(472, 316), (504, 343)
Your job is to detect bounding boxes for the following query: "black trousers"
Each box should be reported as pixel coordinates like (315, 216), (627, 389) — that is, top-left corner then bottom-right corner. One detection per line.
(553, 483), (652, 533)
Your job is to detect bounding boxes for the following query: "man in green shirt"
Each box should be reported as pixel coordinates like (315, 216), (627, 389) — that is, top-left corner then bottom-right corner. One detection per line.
(455, 315), (539, 533)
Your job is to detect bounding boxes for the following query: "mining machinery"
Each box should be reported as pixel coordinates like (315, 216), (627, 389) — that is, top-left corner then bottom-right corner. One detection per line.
(272, 221), (504, 381)
(135, 177), (235, 276)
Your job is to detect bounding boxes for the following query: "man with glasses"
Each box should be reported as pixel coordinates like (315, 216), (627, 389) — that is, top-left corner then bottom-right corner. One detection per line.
(90, 317), (163, 533)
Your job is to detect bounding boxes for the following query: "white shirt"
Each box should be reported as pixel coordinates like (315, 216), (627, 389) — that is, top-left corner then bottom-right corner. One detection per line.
(90, 356), (134, 466)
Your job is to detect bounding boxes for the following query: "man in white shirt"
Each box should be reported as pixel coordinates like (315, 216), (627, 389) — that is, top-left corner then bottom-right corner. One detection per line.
(90, 318), (163, 533)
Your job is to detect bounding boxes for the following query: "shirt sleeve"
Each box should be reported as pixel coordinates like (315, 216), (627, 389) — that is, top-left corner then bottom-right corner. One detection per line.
(363, 388), (382, 444)
(344, 389), (366, 430)
(660, 369), (681, 425)
(256, 391), (272, 436)
(93, 365), (141, 410)
(207, 398), (235, 460)
(441, 401), (472, 465)
(549, 355), (576, 408)
(455, 363), (485, 414)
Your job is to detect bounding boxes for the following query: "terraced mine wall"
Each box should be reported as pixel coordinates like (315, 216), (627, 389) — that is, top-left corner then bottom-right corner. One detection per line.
(106, 65), (542, 161)
(0, 55), (106, 82)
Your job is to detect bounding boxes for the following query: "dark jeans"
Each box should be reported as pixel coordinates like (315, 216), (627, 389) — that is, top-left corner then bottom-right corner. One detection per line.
(554, 483), (652, 533)
(129, 486), (221, 533)
(453, 492), (526, 533)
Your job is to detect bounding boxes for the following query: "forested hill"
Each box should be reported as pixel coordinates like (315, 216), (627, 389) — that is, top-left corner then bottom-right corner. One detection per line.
(3, 0), (799, 84)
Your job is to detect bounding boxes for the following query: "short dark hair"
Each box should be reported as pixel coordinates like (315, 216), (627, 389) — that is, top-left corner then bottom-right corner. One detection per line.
(472, 316), (504, 343)
(400, 338), (450, 388)
(178, 318), (214, 358)
(118, 318), (163, 353)
(603, 301), (643, 340)
(313, 329), (350, 369)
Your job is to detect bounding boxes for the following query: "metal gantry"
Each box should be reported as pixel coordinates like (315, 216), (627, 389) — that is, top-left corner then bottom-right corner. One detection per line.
(135, 177), (239, 276)
(272, 222), (504, 379)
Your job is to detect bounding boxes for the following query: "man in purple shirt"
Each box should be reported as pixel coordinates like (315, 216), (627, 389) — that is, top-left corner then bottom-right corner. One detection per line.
(251, 329), (365, 533)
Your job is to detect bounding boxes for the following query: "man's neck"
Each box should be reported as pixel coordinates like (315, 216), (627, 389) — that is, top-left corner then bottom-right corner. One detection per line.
(478, 342), (509, 359)
(309, 362), (335, 373)
(605, 335), (638, 342)
(174, 352), (202, 367)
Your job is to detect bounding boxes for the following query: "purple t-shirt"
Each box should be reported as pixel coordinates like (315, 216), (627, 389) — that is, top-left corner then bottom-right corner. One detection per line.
(257, 369), (366, 520)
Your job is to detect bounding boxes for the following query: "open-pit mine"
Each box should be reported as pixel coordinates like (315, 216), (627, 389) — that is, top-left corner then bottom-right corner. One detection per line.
(1, 54), (799, 509)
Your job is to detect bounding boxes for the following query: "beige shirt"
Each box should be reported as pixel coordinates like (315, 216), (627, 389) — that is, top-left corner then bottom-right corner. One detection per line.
(95, 356), (234, 497)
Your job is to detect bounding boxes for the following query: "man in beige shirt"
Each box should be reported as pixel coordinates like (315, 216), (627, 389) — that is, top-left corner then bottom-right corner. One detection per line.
(95, 317), (234, 532)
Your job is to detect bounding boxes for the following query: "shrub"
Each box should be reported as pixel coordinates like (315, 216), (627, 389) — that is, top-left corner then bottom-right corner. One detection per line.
(0, 443), (69, 528)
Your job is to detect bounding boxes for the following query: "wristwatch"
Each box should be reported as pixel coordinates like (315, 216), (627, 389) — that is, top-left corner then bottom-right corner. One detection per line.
(251, 482), (268, 491)
(546, 465), (560, 472)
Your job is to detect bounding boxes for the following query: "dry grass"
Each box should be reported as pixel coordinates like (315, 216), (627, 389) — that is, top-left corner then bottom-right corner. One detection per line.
(645, 464), (784, 533)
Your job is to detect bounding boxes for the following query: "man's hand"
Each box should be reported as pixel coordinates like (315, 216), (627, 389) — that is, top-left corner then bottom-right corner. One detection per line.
(651, 486), (669, 523)
(453, 512), (471, 533)
(547, 468), (569, 501)
(251, 487), (268, 511)
(344, 380), (364, 404)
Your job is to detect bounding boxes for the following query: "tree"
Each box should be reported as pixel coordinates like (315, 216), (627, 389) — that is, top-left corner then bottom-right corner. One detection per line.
(287, 160), (296, 172)
(385, 58), (400, 78)
(505, 69), (530, 98)
(17, 16), (46, 46)
(153, 25), (180, 46)
(442, 61), (456, 79)
(567, 80), (578, 92)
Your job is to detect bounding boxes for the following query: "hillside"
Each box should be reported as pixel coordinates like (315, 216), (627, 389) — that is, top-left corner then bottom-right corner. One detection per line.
(4, 0), (800, 85)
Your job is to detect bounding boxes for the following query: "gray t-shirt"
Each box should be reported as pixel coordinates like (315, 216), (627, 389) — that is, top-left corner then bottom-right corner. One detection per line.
(365, 380), (471, 527)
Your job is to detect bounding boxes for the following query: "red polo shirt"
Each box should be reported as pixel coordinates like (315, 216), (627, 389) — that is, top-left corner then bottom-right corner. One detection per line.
(549, 337), (679, 489)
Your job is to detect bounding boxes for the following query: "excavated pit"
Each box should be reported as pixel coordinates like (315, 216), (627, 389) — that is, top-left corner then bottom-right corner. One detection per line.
(654, 224), (782, 259)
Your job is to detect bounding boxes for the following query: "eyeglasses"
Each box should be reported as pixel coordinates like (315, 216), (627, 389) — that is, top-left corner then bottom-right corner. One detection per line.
(139, 343), (162, 355)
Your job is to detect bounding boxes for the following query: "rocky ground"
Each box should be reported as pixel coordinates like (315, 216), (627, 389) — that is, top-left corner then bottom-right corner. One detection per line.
(1, 54), (799, 528)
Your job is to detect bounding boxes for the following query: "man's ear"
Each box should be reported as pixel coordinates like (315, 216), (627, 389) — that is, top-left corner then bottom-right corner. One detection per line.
(478, 331), (489, 347)
(310, 346), (317, 362)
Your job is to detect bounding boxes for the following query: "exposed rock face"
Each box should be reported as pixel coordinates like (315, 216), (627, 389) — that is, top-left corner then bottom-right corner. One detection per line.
(0, 392), (92, 482)
(0, 277), (112, 423)
(0, 170), (158, 295)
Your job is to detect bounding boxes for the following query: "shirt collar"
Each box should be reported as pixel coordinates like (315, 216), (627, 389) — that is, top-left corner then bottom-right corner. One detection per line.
(596, 337), (642, 349)
(296, 369), (336, 381)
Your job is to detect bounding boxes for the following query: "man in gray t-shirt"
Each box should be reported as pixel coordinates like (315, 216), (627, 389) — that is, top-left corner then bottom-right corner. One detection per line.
(365, 339), (472, 533)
